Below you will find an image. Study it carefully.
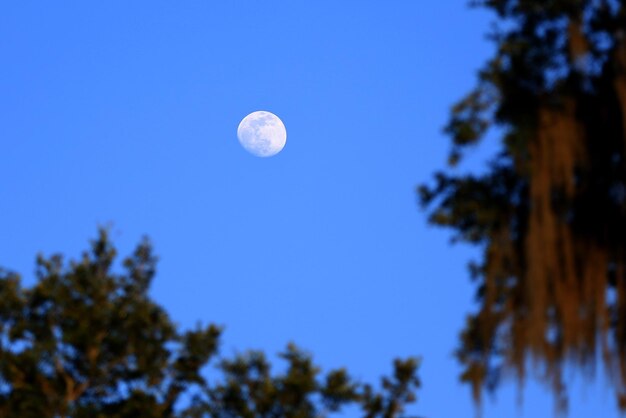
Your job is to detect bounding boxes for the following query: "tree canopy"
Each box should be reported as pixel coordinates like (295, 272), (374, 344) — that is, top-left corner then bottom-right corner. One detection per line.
(0, 231), (420, 418)
(420, 0), (626, 413)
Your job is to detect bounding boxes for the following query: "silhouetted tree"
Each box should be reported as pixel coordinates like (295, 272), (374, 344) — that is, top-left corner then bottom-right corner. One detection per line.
(0, 230), (420, 418)
(420, 0), (626, 413)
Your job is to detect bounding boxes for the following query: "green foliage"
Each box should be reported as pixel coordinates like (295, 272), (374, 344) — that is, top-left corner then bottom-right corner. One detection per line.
(0, 230), (421, 418)
(421, 0), (626, 414)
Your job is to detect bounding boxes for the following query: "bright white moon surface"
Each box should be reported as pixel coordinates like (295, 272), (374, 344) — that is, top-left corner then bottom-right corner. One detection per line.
(237, 111), (287, 157)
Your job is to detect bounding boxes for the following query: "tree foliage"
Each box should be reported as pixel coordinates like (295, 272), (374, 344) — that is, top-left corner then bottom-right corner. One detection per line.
(420, 0), (626, 413)
(0, 231), (420, 418)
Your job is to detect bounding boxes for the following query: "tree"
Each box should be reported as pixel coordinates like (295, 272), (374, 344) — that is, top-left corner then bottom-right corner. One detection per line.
(420, 0), (626, 413)
(0, 230), (420, 418)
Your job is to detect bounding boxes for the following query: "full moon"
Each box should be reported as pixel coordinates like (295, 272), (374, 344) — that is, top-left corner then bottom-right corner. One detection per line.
(237, 111), (287, 157)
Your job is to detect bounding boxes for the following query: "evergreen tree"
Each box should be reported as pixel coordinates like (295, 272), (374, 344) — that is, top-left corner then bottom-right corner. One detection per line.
(0, 230), (420, 418)
(420, 0), (626, 412)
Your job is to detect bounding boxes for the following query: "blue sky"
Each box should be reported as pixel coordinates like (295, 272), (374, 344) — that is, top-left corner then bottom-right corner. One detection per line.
(0, 1), (620, 417)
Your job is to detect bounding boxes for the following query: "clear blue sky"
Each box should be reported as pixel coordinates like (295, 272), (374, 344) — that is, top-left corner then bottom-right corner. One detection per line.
(0, 2), (619, 417)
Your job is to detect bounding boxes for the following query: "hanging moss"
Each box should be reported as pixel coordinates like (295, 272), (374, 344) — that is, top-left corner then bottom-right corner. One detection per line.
(421, 0), (626, 413)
